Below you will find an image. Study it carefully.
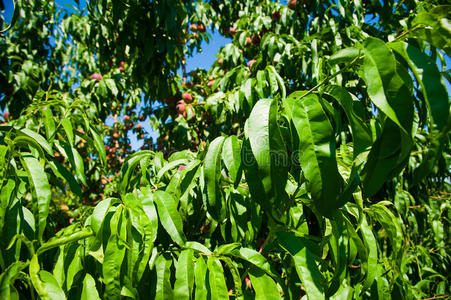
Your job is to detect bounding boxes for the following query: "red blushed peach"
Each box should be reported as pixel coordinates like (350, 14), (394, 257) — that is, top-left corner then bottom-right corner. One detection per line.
(90, 73), (102, 81)
(176, 100), (186, 113)
(182, 92), (193, 103)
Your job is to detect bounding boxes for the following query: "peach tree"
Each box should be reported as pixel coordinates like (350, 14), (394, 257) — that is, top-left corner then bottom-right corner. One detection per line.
(0, 0), (450, 299)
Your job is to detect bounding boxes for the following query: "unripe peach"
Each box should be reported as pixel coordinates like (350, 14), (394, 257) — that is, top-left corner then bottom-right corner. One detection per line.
(207, 80), (214, 88)
(218, 58), (224, 65)
(248, 59), (257, 68)
(178, 165), (185, 171)
(124, 115), (130, 122)
(245, 37), (252, 46)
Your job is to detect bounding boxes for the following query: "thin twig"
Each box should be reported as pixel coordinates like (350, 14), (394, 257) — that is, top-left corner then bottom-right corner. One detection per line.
(298, 55), (362, 100)
(422, 295), (449, 300)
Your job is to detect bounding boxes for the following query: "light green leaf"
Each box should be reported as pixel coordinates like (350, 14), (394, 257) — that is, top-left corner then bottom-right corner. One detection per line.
(247, 98), (288, 217)
(222, 136), (242, 188)
(204, 136), (225, 220)
(89, 125), (107, 166)
(38, 270), (66, 300)
(154, 253), (174, 300)
(174, 249), (195, 300)
(21, 153), (51, 242)
(19, 128), (53, 156)
(207, 257), (229, 300)
(389, 41), (449, 131)
(285, 94), (342, 217)
(81, 273), (100, 300)
(61, 118), (74, 146)
(153, 190), (186, 246)
(194, 257), (208, 300)
(361, 37), (412, 133)
(248, 266), (282, 300)
(277, 232), (325, 300)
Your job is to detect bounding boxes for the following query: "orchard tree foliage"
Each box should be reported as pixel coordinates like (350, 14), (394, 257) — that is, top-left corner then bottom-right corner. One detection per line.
(0, 0), (450, 299)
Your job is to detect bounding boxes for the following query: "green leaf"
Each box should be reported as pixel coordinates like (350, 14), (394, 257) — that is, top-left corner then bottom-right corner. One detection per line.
(411, 8), (451, 56)
(48, 160), (82, 197)
(368, 205), (403, 265)
(360, 119), (412, 197)
(21, 153), (51, 242)
(89, 125), (107, 166)
(154, 253), (174, 300)
(247, 98), (288, 217)
(135, 187), (158, 243)
(194, 257), (208, 300)
(248, 266), (282, 300)
(184, 241), (212, 255)
(321, 86), (372, 159)
(19, 128), (53, 156)
(266, 65), (286, 99)
(153, 190), (186, 246)
(219, 256), (244, 299)
(81, 273), (100, 300)
(225, 247), (279, 279)
(91, 198), (118, 235)
(204, 136), (226, 220)
(389, 41), (449, 131)
(222, 136), (242, 188)
(38, 270), (66, 300)
(103, 212), (126, 300)
(118, 151), (154, 194)
(207, 257), (229, 300)
(157, 159), (189, 180)
(127, 200), (155, 284)
(61, 118), (74, 146)
(284, 94), (343, 217)
(411, 136), (446, 186)
(359, 215), (378, 293)
(60, 142), (87, 186)
(326, 213), (348, 297)
(42, 107), (56, 139)
(37, 228), (93, 255)
(277, 231), (325, 299)
(174, 249), (195, 300)
(329, 47), (360, 65)
(361, 37), (412, 133)
(0, 261), (28, 299)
